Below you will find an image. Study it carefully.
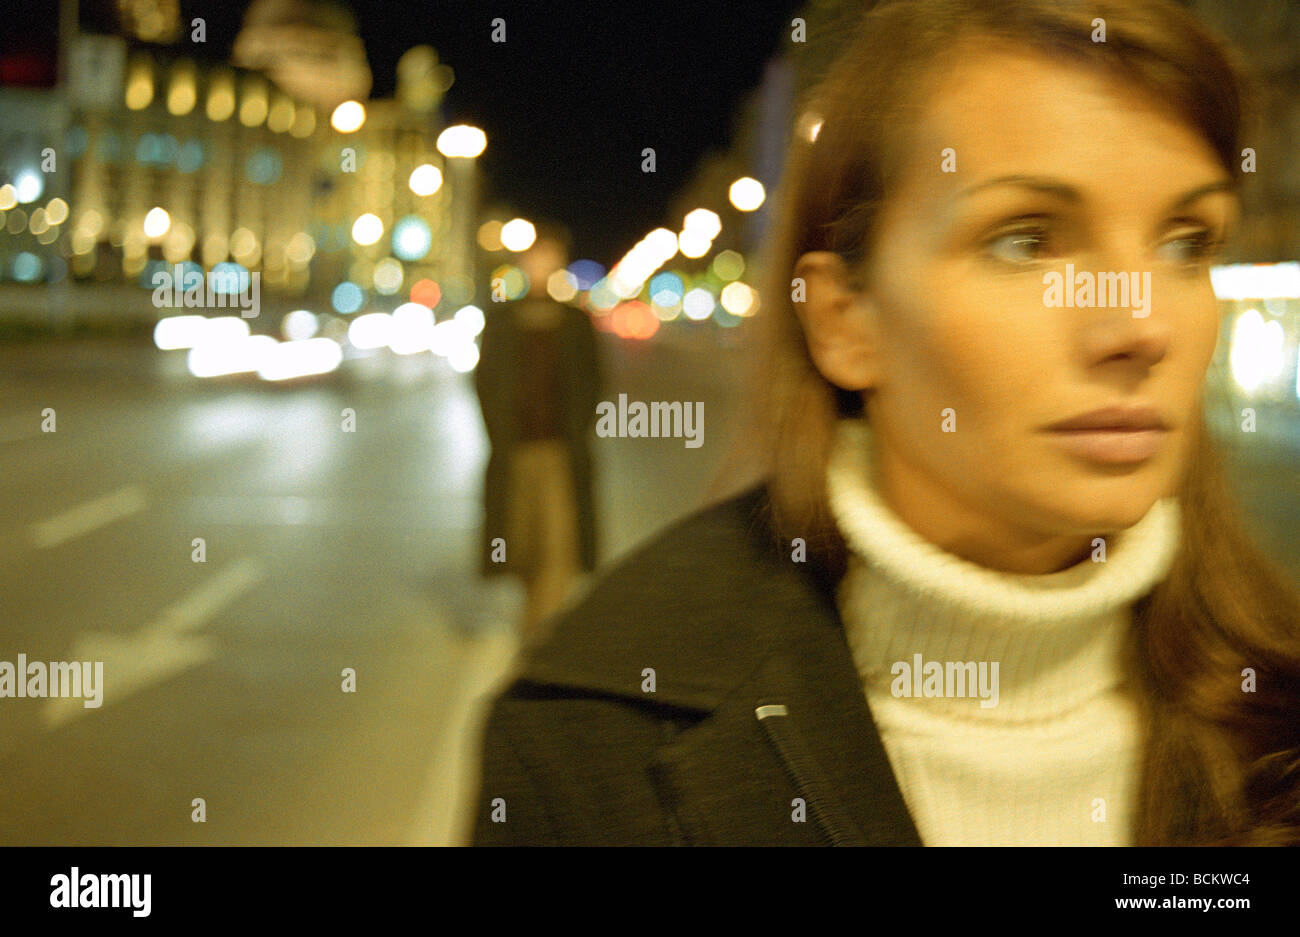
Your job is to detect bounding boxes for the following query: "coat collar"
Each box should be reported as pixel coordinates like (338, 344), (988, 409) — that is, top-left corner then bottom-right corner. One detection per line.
(514, 484), (922, 845)
(516, 486), (785, 705)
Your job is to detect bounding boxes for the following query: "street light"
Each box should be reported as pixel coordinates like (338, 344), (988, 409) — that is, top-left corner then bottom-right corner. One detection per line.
(331, 100), (366, 133)
(143, 207), (171, 239)
(729, 177), (765, 211)
(437, 124), (487, 158)
(408, 164), (443, 196)
(351, 213), (383, 246)
(683, 208), (721, 240)
(500, 218), (536, 252)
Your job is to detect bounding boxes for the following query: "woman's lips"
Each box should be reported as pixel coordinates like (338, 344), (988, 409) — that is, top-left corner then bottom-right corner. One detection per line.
(1047, 427), (1169, 464)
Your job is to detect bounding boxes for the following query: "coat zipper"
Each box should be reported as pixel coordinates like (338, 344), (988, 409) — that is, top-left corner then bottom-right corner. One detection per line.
(755, 703), (865, 846)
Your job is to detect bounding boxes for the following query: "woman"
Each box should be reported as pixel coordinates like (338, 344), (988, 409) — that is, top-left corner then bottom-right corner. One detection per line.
(472, 0), (1300, 845)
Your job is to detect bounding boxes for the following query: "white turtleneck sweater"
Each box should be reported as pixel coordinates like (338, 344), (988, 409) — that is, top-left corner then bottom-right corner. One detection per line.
(826, 418), (1181, 846)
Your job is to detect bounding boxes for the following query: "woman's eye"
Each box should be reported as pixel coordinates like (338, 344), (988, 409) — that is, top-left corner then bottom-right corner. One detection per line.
(1158, 230), (1222, 266)
(984, 226), (1050, 265)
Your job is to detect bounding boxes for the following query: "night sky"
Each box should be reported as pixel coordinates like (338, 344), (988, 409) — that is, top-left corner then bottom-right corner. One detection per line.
(350, 0), (805, 262)
(43, 0), (805, 264)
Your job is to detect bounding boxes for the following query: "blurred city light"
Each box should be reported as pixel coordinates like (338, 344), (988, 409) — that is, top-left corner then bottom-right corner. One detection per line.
(728, 177), (765, 211)
(437, 124), (487, 158)
(500, 218), (536, 252)
(547, 269), (580, 302)
(645, 227), (679, 260)
(683, 287), (715, 320)
(454, 304), (486, 336)
(238, 77), (269, 127)
(477, 219), (504, 252)
(331, 100), (366, 133)
(567, 259), (605, 290)
(125, 57), (154, 110)
(588, 278), (619, 311)
(257, 338), (343, 381)
(610, 301), (659, 340)
(712, 250), (745, 281)
(267, 94), (295, 133)
(1211, 262), (1300, 300)
(1229, 308), (1286, 393)
(167, 64), (198, 116)
(447, 342), (479, 373)
(210, 263), (250, 294)
(720, 281), (758, 316)
(331, 281), (365, 314)
(390, 302), (435, 355)
(13, 252), (43, 282)
(410, 278), (441, 308)
(154, 315), (210, 350)
(373, 257), (404, 294)
(347, 312), (393, 350)
(282, 310), (320, 341)
(143, 207), (171, 238)
(285, 232), (316, 264)
(649, 271), (684, 302)
(351, 213), (384, 246)
(682, 208), (721, 240)
(392, 216), (433, 260)
(490, 264), (528, 300)
(14, 169), (43, 204)
(206, 70), (236, 121)
(408, 163), (443, 196)
(188, 334), (277, 378)
(677, 229), (711, 259)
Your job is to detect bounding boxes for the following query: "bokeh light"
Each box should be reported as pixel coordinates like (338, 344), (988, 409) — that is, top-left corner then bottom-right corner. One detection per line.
(331, 281), (365, 314)
(351, 213), (383, 246)
(500, 218), (536, 252)
(392, 216), (432, 260)
(408, 164), (443, 196)
(683, 287), (715, 320)
(331, 100), (366, 133)
(728, 177), (766, 211)
(143, 207), (171, 238)
(372, 257), (404, 295)
(477, 219), (504, 252)
(410, 278), (441, 309)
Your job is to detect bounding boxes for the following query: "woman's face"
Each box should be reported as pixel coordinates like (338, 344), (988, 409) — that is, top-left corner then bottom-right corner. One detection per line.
(797, 45), (1238, 573)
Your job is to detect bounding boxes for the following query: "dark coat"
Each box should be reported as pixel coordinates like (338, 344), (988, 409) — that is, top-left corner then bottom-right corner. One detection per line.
(473, 298), (603, 577)
(471, 484), (924, 845)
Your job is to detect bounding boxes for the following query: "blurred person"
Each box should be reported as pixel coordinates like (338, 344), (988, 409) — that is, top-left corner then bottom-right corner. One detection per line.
(472, 0), (1300, 845)
(474, 222), (603, 649)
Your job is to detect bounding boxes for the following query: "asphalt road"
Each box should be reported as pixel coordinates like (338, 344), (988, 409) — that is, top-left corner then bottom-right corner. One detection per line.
(0, 331), (1294, 845)
(0, 331), (748, 845)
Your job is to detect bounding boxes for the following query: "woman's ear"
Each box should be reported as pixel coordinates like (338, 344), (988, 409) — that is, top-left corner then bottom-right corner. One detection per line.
(791, 251), (881, 391)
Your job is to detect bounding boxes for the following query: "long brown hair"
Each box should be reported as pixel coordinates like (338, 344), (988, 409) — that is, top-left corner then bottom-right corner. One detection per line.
(725, 0), (1300, 844)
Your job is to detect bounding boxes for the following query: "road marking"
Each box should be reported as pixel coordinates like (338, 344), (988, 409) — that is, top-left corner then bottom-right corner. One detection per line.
(43, 557), (265, 728)
(29, 485), (147, 550)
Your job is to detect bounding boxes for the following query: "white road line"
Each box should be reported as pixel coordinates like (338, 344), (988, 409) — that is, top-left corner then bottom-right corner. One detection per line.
(42, 557), (266, 728)
(28, 484), (147, 550)
(148, 555), (265, 635)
